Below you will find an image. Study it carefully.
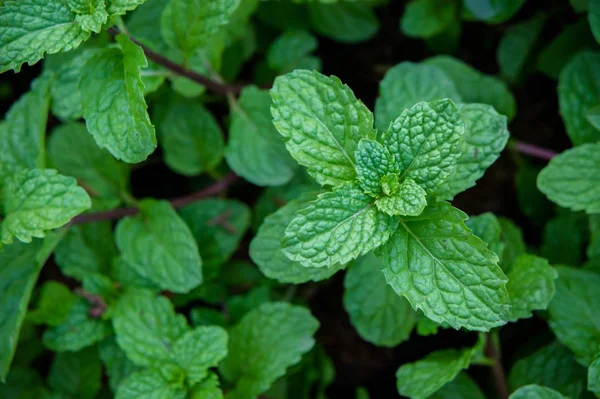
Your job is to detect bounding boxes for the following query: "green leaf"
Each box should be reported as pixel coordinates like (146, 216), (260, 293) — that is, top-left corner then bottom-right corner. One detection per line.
(157, 95), (224, 176)
(433, 103), (509, 200)
(115, 199), (203, 293)
(161, 0), (238, 59)
(99, 336), (138, 393)
(226, 86), (296, 186)
(508, 385), (567, 399)
(589, 214), (600, 260)
(42, 297), (108, 352)
(537, 143), (600, 214)
(400, 0), (457, 39)
(466, 212), (505, 260)
(307, 2), (379, 43)
(106, 0), (147, 15)
(590, 0), (600, 43)
(343, 253), (417, 347)
(0, 0), (90, 73)
(382, 200), (509, 331)
(27, 281), (75, 326)
(80, 34), (156, 163)
(282, 182), (398, 268)
(508, 341), (587, 398)
(267, 30), (319, 73)
(375, 178), (427, 217)
(548, 267), (600, 365)
(112, 289), (189, 367)
(425, 55), (516, 121)
(375, 62), (462, 132)
(429, 372), (485, 399)
(381, 99), (464, 193)
(463, 0), (525, 24)
(271, 69), (376, 187)
(70, 0), (108, 33)
(115, 368), (186, 399)
(505, 255), (557, 322)
(1, 168), (91, 244)
(588, 104), (600, 130)
(541, 214), (587, 266)
(220, 302), (319, 399)
(0, 75), (51, 170)
(355, 138), (399, 196)
(189, 372), (224, 399)
(172, 326), (228, 385)
(515, 161), (553, 226)
(48, 347), (102, 399)
(498, 217), (526, 269)
(0, 368), (51, 398)
(48, 122), (129, 203)
(589, 354), (600, 395)
(558, 51), (600, 145)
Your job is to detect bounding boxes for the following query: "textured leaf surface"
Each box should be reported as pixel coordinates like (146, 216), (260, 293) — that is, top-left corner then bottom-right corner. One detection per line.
(434, 103), (509, 200)
(497, 14), (545, 83)
(558, 51), (600, 145)
(307, 2), (379, 43)
(107, 0), (147, 15)
(220, 303), (319, 399)
(80, 34), (156, 163)
(381, 99), (464, 192)
(99, 336), (138, 393)
(343, 253), (417, 347)
(355, 138), (399, 196)
(537, 143), (600, 214)
(430, 372), (485, 399)
(1, 168), (91, 244)
(115, 200), (202, 293)
(375, 178), (427, 217)
(375, 62), (461, 131)
(271, 70), (376, 186)
(48, 347), (102, 399)
(226, 86), (296, 186)
(115, 368), (186, 399)
(382, 201), (509, 331)
(548, 267), (600, 365)
(0, 0), (90, 73)
(282, 183), (398, 268)
(189, 372), (224, 399)
(466, 212), (505, 262)
(400, 0), (456, 39)
(509, 385), (567, 399)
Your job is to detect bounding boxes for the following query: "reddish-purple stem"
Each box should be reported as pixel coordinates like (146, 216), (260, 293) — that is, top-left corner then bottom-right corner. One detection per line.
(513, 140), (558, 161)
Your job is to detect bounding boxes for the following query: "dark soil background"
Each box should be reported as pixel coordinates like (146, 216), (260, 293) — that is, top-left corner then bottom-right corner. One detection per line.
(0, 0), (580, 398)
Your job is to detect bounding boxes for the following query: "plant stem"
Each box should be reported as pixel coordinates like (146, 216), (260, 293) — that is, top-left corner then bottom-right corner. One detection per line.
(512, 140), (558, 161)
(485, 333), (509, 399)
(106, 27), (244, 95)
(70, 172), (239, 225)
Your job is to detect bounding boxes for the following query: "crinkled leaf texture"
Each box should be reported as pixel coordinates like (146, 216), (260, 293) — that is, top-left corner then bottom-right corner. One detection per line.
(116, 368), (186, 399)
(80, 34), (156, 163)
(0, 0), (90, 73)
(355, 138), (399, 196)
(537, 143), (600, 214)
(382, 200), (510, 331)
(107, 0), (147, 16)
(375, 178), (427, 217)
(282, 182), (399, 268)
(220, 302), (319, 399)
(509, 385), (567, 399)
(271, 69), (376, 186)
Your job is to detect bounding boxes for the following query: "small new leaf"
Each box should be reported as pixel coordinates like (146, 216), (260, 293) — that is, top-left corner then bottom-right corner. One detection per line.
(375, 178), (427, 217)
(355, 138), (399, 196)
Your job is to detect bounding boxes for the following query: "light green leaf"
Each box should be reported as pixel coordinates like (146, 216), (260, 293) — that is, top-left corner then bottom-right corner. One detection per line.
(381, 99), (464, 192)
(400, 0), (456, 39)
(425, 55), (516, 121)
(80, 34), (156, 163)
(1, 168), (91, 244)
(548, 267), (600, 365)
(282, 182), (399, 268)
(158, 95), (224, 177)
(0, 0), (90, 73)
(463, 0), (525, 24)
(537, 143), (600, 214)
(375, 62), (462, 132)
(71, 0), (108, 33)
(343, 253), (417, 347)
(107, 0), (147, 15)
(497, 14), (545, 83)
(590, 0), (600, 43)
(433, 103), (509, 200)
(99, 336), (138, 393)
(509, 385), (567, 399)
(48, 347), (102, 399)
(466, 212), (505, 262)
(505, 255), (557, 322)
(355, 138), (399, 196)
(308, 2), (379, 43)
(189, 372), (224, 399)
(27, 281), (75, 326)
(220, 302), (319, 399)
(430, 372), (485, 399)
(382, 201), (509, 331)
(112, 289), (189, 367)
(115, 368), (186, 399)
(172, 326), (228, 385)
(115, 199), (203, 293)
(250, 195), (345, 284)
(375, 178), (427, 217)
(589, 354), (600, 395)
(558, 51), (600, 145)
(0, 75), (50, 170)
(267, 30), (319, 72)
(226, 86), (296, 186)
(271, 69), (376, 186)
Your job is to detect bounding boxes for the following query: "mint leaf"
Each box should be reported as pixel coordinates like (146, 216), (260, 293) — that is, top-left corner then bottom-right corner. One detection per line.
(343, 253), (417, 347)
(400, 0), (456, 39)
(112, 289), (189, 367)
(355, 138), (399, 196)
(466, 213), (505, 263)
(382, 201), (509, 331)
(226, 86), (296, 186)
(375, 62), (461, 131)
(589, 0), (600, 43)
(430, 373), (485, 399)
(189, 372), (224, 399)
(505, 255), (557, 322)
(541, 214), (587, 266)
(271, 70), (376, 186)
(80, 34), (156, 163)
(220, 302), (319, 399)
(250, 195), (345, 284)
(463, 0), (524, 23)
(509, 385), (567, 399)
(70, 0), (108, 33)
(158, 94), (224, 176)
(433, 103), (509, 200)
(589, 354), (600, 396)
(282, 182), (398, 268)
(307, 2), (379, 43)
(99, 336), (138, 393)
(115, 368), (186, 399)
(0, 0), (90, 73)
(381, 99), (464, 192)
(1, 168), (91, 244)
(172, 326), (228, 385)
(375, 178), (427, 217)
(107, 0), (147, 15)
(26, 281), (74, 326)
(267, 30), (320, 73)
(548, 267), (600, 365)
(48, 347), (102, 399)
(115, 199), (203, 293)
(537, 143), (600, 214)
(558, 51), (600, 145)
(498, 217), (527, 269)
